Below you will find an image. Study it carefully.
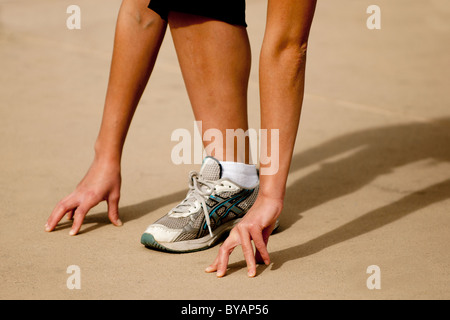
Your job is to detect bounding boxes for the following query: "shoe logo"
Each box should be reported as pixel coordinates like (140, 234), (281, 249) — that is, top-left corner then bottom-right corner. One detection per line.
(201, 189), (255, 232)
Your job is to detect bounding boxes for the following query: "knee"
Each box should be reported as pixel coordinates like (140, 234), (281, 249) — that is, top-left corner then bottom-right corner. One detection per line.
(121, 0), (162, 29)
(135, 10), (161, 30)
(265, 35), (309, 61)
(262, 36), (309, 72)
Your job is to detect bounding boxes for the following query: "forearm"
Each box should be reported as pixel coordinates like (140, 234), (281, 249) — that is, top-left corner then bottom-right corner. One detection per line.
(258, 45), (307, 201)
(95, 1), (167, 164)
(257, 0), (316, 202)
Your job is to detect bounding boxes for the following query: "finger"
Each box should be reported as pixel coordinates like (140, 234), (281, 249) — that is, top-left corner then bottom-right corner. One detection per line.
(251, 228), (271, 266)
(107, 195), (122, 227)
(216, 244), (233, 278)
(237, 225), (257, 277)
(46, 198), (77, 232)
(216, 232), (239, 278)
(205, 255), (220, 273)
(69, 205), (91, 236)
(255, 225), (274, 264)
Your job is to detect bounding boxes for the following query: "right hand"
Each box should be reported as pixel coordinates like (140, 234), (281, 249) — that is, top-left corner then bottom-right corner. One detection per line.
(45, 158), (122, 235)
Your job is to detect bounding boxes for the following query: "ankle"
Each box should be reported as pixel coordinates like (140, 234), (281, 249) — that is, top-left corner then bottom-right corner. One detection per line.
(219, 160), (259, 188)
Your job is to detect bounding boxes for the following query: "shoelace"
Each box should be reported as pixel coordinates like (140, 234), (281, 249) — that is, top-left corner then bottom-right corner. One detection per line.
(170, 171), (215, 237)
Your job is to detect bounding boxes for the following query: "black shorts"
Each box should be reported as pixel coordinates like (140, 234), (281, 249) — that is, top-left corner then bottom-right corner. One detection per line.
(148, 0), (247, 27)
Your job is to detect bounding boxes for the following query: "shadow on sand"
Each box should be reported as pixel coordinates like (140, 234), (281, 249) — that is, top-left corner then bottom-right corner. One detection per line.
(231, 117), (450, 274)
(55, 117), (450, 273)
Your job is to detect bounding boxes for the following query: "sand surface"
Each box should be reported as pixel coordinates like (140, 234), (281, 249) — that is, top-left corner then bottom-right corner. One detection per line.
(1, 0), (449, 300)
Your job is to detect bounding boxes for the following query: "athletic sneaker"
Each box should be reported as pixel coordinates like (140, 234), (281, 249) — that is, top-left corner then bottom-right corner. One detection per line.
(141, 157), (259, 253)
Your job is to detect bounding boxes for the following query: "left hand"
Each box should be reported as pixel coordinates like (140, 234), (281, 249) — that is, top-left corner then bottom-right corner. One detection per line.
(205, 195), (283, 278)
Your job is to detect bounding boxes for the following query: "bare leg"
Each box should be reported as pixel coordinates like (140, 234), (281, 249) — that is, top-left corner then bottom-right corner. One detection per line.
(168, 13), (252, 163)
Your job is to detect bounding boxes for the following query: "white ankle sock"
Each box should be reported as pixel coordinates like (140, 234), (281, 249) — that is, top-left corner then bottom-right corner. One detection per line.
(219, 161), (259, 189)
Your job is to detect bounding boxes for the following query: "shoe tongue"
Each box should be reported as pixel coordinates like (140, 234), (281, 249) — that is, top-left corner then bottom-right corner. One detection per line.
(199, 157), (222, 181)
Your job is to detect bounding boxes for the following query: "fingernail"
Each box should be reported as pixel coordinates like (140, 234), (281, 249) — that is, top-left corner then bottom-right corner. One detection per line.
(116, 219), (123, 227)
(44, 224), (50, 232)
(69, 229), (76, 236)
(205, 267), (213, 273)
(248, 270), (256, 278)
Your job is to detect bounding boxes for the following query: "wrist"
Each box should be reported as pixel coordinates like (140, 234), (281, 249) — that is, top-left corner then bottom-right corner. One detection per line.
(94, 139), (122, 166)
(258, 179), (286, 203)
(257, 189), (285, 208)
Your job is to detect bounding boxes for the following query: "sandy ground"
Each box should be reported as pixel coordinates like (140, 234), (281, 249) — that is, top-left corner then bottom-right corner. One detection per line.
(1, 0), (449, 300)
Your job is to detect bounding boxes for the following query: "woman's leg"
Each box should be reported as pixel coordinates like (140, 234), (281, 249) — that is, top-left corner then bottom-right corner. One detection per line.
(168, 12), (252, 164)
(140, 12), (262, 253)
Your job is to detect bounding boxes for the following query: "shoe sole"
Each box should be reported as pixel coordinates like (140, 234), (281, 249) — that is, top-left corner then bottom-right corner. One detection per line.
(141, 219), (281, 254)
(141, 218), (242, 253)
